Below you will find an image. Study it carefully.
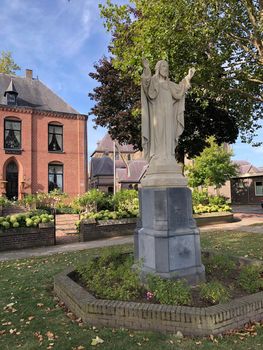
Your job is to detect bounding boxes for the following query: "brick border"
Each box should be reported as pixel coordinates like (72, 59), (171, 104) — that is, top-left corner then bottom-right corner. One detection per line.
(0, 223), (55, 251)
(79, 213), (234, 242)
(79, 218), (137, 241)
(194, 212), (234, 226)
(54, 267), (263, 336)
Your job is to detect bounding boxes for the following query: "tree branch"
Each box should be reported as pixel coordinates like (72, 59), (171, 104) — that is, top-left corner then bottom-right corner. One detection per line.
(227, 33), (260, 62)
(222, 88), (263, 102)
(244, 0), (258, 30)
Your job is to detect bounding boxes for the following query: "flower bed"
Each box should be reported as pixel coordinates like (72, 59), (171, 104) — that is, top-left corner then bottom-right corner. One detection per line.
(54, 261), (263, 336)
(0, 212), (55, 251)
(193, 211), (234, 226)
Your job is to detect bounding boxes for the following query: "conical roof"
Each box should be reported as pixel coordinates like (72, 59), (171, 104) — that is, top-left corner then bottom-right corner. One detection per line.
(4, 79), (18, 96)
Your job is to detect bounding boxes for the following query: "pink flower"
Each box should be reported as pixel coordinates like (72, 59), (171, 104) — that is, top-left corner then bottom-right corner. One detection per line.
(146, 291), (154, 300)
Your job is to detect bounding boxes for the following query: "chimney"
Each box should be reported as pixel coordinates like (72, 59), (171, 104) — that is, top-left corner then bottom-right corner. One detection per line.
(25, 69), (33, 79)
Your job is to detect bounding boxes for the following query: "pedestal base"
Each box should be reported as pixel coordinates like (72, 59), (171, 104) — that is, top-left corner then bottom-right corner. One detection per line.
(135, 187), (205, 285)
(141, 157), (187, 188)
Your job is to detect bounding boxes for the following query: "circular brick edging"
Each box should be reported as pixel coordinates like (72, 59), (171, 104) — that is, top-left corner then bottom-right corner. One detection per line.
(54, 267), (263, 336)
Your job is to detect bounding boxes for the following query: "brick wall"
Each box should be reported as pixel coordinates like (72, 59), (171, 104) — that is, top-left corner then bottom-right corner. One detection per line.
(79, 218), (137, 241)
(54, 267), (263, 336)
(79, 213), (233, 242)
(231, 176), (263, 204)
(0, 223), (55, 251)
(0, 107), (87, 199)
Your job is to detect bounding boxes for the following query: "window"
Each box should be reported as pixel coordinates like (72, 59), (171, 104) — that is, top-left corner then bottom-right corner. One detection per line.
(48, 163), (63, 192)
(255, 181), (263, 196)
(6, 93), (17, 106)
(237, 179), (244, 189)
(4, 119), (21, 149)
(48, 124), (63, 152)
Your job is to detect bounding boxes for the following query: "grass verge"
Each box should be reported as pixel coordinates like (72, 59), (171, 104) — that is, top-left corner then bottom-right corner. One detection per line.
(0, 230), (263, 349)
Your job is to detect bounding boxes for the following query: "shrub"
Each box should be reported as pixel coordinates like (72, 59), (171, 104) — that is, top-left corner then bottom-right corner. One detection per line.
(192, 189), (209, 206)
(0, 211), (54, 230)
(192, 189), (231, 213)
(204, 254), (236, 278)
(0, 197), (12, 207)
(113, 190), (139, 216)
(20, 190), (68, 211)
(238, 265), (263, 293)
(80, 208), (138, 221)
(76, 248), (143, 301)
(193, 203), (231, 214)
(147, 275), (191, 305)
(208, 195), (228, 206)
(73, 189), (113, 213)
(200, 281), (230, 304)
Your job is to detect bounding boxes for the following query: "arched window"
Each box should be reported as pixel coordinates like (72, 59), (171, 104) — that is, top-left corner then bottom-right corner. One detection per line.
(4, 117), (21, 150)
(48, 162), (63, 192)
(48, 123), (63, 152)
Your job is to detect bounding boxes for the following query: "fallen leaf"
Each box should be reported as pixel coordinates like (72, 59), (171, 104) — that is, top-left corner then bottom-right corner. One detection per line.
(91, 336), (104, 346)
(46, 331), (55, 340)
(34, 331), (43, 343)
(175, 330), (183, 339)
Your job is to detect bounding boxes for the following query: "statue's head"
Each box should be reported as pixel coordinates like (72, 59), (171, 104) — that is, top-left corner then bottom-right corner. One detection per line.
(155, 60), (169, 79)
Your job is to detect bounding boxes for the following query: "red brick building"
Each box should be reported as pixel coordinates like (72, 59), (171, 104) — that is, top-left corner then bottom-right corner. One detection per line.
(0, 70), (87, 199)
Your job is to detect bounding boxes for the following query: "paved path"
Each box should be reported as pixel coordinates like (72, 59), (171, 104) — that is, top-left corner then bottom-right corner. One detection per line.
(0, 236), (133, 262)
(1, 209), (263, 262)
(199, 212), (263, 232)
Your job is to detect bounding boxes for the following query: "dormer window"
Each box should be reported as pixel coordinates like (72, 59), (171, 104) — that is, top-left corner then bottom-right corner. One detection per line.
(4, 80), (18, 106)
(48, 123), (63, 152)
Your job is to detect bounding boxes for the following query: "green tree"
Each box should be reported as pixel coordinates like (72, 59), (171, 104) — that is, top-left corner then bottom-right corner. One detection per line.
(186, 137), (238, 188)
(99, 0), (263, 143)
(89, 57), (239, 162)
(0, 51), (20, 74)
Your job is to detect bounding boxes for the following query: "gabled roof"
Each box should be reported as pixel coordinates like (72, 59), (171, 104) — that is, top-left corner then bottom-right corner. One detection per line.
(117, 160), (148, 183)
(90, 156), (148, 184)
(233, 160), (260, 175)
(0, 72), (79, 114)
(232, 160), (263, 178)
(91, 133), (136, 156)
(90, 156), (114, 177)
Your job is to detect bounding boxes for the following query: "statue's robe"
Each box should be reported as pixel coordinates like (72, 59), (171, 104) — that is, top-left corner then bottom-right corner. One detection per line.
(141, 73), (190, 162)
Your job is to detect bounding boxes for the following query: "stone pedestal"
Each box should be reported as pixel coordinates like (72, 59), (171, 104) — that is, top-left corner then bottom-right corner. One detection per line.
(136, 187), (205, 285)
(141, 156), (187, 188)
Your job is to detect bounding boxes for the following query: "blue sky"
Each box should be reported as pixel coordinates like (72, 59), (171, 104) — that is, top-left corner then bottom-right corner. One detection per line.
(0, 0), (262, 166)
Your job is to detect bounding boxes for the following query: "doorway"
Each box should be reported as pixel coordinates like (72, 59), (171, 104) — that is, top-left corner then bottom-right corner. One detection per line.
(6, 161), (18, 200)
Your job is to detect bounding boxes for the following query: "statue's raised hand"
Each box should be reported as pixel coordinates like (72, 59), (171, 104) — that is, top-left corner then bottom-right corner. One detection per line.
(142, 58), (150, 69)
(187, 67), (196, 80)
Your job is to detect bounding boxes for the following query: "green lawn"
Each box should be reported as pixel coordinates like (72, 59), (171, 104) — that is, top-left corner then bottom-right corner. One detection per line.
(0, 230), (263, 350)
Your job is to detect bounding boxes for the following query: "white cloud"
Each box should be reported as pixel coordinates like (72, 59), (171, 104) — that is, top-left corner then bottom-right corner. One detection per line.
(0, 0), (130, 154)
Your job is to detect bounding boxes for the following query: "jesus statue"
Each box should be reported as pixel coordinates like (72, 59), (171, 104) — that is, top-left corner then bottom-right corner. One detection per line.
(141, 59), (195, 163)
